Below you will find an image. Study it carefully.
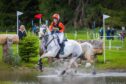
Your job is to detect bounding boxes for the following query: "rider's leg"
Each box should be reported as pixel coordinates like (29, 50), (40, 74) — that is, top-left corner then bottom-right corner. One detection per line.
(58, 32), (64, 43)
(58, 33), (64, 54)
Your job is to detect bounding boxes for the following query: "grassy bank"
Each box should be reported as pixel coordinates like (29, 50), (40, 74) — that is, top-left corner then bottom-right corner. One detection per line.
(0, 31), (126, 71)
(97, 42), (126, 70)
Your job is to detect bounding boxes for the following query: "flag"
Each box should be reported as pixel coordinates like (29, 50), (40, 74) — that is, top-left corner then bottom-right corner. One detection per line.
(17, 11), (23, 16)
(34, 14), (43, 19)
(103, 14), (110, 20)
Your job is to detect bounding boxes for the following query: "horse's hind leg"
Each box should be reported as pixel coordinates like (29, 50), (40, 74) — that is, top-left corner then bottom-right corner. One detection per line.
(91, 56), (97, 75)
(85, 55), (94, 68)
(92, 62), (96, 75)
(86, 55), (96, 75)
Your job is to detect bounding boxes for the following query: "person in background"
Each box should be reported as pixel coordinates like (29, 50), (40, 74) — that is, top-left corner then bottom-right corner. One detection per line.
(32, 24), (37, 34)
(99, 27), (103, 39)
(36, 24), (39, 35)
(111, 28), (115, 40)
(121, 26), (126, 39)
(18, 25), (27, 40)
(106, 27), (111, 40)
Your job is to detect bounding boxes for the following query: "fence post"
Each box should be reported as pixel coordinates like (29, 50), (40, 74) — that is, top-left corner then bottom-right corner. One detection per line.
(74, 31), (77, 40)
(87, 32), (89, 40)
(122, 39), (124, 48)
(2, 36), (13, 63)
(109, 40), (111, 49)
(65, 33), (67, 38)
(0, 34), (19, 62)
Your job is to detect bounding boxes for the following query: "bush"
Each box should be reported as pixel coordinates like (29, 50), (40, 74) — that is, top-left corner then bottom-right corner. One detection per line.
(19, 32), (39, 62)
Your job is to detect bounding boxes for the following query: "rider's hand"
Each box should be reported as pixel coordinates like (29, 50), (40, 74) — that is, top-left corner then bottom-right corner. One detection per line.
(55, 30), (60, 33)
(51, 30), (54, 34)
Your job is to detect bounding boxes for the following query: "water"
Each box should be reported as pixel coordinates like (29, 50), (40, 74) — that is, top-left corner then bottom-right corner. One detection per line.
(0, 70), (126, 84)
(0, 70), (39, 84)
(37, 72), (126, 84)
(38, 76), (126, 84)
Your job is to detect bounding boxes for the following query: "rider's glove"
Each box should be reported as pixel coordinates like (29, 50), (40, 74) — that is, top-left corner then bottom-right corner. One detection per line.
(51, 30), (54, 34)
(51, 30), (60, 34)
(55, 30), (60, 33)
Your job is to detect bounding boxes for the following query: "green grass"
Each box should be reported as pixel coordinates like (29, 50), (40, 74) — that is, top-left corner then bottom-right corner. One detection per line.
(97, 48), (126, 70)
(0, 81), (13, 84)
(0, 31), (126, 70)
(0, 32), (16, 34)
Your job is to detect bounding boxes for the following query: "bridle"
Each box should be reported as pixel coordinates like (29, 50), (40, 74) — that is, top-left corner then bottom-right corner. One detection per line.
(41, 29), (56, 49)
(44, 34), (55, 48)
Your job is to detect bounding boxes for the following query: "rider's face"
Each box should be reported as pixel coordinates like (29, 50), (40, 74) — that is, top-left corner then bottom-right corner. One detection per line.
(53, 18), (58, 24)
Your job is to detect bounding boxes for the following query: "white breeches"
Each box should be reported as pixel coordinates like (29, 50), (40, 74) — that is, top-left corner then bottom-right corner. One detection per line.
(57, 32), (64, 44)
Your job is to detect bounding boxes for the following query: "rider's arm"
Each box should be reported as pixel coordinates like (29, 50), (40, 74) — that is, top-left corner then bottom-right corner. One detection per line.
(58, 22), (65, 32)
(49, 22), (53, 32)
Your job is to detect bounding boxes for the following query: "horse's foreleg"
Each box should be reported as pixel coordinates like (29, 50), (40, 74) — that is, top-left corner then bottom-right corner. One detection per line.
(68, 57), (77, 69)
(60, 57), (77, 75)
(38, 52), (54, 71)
(73, 61), (78, 73)
(38, 58), (43, 71)
(73, 61), (78, 68)
(38, 48), (44, 71)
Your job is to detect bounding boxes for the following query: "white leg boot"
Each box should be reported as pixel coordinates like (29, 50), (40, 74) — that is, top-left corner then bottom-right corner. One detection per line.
(85, 62), (91, 68)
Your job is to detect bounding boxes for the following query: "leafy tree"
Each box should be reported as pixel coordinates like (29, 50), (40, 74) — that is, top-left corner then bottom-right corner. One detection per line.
(0, 0), (126, 30)
(19, 32), (39, 62)
(39, 0), (126, 28)
(0, 0), (40, 31)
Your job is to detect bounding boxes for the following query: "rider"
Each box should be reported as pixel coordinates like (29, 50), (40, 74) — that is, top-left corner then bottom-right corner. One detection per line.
(49, 13), (65, 54)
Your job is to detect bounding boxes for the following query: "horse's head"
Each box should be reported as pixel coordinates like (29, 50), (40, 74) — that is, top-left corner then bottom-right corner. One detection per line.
(39, 24), (49, 39)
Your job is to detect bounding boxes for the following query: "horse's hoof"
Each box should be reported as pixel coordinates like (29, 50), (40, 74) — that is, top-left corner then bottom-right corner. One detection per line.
(60, 70), (66, 75)
(92, 71), (96, 75)
(74, 70), (77, 73)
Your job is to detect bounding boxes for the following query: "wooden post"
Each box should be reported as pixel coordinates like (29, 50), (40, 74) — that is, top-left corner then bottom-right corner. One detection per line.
(0, 34), (19, 62)
(2, 43), (8, 62)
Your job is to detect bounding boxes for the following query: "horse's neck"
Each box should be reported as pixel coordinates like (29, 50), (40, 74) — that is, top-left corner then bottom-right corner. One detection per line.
(48, 34), (54, 42)
(46, 28), (54, 42)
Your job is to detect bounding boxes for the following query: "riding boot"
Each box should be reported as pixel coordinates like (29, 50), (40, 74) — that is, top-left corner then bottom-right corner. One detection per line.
(60, 43), (64, 55)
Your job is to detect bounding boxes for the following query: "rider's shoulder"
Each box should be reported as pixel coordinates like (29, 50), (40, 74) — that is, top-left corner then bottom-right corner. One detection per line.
(58, 22), (64, 26)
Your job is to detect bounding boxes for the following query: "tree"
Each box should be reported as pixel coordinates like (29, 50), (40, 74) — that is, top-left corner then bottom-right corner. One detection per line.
(19, 33), (39, 62)
(0, 0), (40, 31)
